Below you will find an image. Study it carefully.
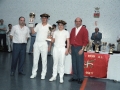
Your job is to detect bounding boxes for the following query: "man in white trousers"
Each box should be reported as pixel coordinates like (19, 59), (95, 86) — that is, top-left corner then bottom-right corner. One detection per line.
(49, 20), (69, 83)
(6, 24), (12, 52)
(30, 13), (51, 79)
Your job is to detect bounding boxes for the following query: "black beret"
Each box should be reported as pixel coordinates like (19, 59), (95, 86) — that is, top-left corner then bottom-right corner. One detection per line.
(56, 20), (67, 25)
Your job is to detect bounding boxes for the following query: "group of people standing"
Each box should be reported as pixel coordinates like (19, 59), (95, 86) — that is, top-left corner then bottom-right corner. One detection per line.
(8, 13), (89, 84)
(1, 12), (120, 86)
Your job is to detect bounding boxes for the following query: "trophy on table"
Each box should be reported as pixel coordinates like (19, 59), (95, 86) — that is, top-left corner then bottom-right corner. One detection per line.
(95, 44), (100, 53)
(102, 42), (107, 52)
(28, 13), (35, 27)
(84, 40), (93, 52)
(46, 27), (53, 41)
(94, 41), (101, 53)
(108, 43), (115, 54)
(92, 41), (100, 53)
(84, 46), (87, 52)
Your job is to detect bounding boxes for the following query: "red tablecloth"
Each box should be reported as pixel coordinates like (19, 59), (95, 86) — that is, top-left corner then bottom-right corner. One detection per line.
(84, 52), (110, 78)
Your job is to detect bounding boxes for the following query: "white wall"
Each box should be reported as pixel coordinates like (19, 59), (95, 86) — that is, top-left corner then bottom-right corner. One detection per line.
(0, 0), (120, 51)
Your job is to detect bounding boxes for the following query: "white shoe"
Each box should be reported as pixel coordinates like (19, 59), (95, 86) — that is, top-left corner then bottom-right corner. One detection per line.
(60, 78), (64, 83)
(41, 76), (45, 80)
(49, 77), (56, 82)
(30, 74), (36, 78)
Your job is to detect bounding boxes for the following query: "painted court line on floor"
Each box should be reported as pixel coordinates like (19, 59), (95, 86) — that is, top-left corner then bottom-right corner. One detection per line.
(80, 78), (88, 90)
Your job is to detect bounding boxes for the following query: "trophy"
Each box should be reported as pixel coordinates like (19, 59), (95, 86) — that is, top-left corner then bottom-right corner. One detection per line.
(46, 27), (53, 41)
(102, 42), (107, 52)
(92, 41), (100, 53)
(84, 41), (93, 52)
(95, 44), (100, 53)
(29, 13), (35, 27)
(108, 43), (115, 54)
(84, 46), (87, 52)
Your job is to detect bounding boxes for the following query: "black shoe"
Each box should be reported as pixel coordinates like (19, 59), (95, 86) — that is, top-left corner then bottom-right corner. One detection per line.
(28, 53), (31, 55)
(8, 51), (11, 53)
(69, 78), (77, 82)
(18, 72), (25, 75)
(10, 72), (15, 76)
(78, 79), (83, 84)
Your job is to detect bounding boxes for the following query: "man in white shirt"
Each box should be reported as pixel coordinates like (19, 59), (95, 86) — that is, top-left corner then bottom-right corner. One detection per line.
(10, 16), (30, 76)
(49, 20), (69, 83)
(30, 13), (51, 79)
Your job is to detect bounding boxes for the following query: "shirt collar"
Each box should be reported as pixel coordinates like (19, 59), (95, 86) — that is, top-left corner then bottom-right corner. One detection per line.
(18, 24), (25, 29)
(76, 25), (82, 30)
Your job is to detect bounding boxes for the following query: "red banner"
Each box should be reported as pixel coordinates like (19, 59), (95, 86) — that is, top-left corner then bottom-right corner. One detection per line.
(84, 52), (110, 78)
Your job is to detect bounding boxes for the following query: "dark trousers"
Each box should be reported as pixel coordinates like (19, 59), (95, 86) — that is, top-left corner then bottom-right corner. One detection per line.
(71, 46), (84, 80)
(29, 36), (36, 53)
(93, 45), (101, 51)
(0, 34), (6, 49)
(11, 43), (26, 73)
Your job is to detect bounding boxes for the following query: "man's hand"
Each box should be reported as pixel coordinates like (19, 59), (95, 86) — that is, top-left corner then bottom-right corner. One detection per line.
(69, 48), (71, 54)
(65, 49), (69, 55)
(0, 28), (7, 31)
(29, 27), (34, 29)
(29, 27), (35, 34)
(78, 49), (83, 55)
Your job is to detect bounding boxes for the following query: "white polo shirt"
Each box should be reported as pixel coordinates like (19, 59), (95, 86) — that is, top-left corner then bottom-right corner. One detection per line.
(10, 25), (30, 43)
(53, 30), (69, 47)
(34, 23), (51, 42)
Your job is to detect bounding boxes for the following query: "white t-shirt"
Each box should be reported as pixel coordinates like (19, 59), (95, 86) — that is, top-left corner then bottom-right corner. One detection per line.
(10, 25), (30, 43)
(53, 30), (69, 47)
(34, 23), (51, 42)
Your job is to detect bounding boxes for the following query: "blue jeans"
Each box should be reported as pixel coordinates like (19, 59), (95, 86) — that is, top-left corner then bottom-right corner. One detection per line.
(11, 43), (26, 73)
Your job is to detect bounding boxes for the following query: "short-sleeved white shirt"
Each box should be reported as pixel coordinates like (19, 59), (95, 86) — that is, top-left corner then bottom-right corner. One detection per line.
(10, 25), (30, 43)
(53, 30), (69, 47)
(34, 23), (51, 42)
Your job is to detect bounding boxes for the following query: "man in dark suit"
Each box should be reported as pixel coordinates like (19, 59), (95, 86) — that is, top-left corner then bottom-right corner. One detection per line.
(91, 27), (102, 51)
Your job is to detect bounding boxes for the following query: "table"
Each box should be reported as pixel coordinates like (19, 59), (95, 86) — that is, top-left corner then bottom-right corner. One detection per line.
(64, 54), (72, 74)
(65, 52), (120, 81)
(107, 54), (120, 81)
(84, 52), (110, 78)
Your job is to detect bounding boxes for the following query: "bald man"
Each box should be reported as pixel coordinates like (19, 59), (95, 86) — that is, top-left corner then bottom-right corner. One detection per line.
(91, 27), (102, 51)
(69, 17), (88, 84)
